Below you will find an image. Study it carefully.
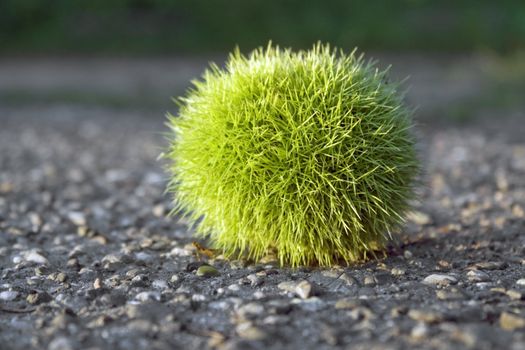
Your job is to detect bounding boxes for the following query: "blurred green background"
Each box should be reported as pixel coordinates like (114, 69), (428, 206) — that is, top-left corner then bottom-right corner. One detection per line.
(1, 0), (524, 54)
(1, 0), (524, 123)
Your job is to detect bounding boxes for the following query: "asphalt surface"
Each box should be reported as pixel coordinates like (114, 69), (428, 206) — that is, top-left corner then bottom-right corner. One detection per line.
(0, 54), (524, 349)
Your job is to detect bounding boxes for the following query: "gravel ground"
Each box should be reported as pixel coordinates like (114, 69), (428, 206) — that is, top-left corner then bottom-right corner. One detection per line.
(1, 105), (524, 350)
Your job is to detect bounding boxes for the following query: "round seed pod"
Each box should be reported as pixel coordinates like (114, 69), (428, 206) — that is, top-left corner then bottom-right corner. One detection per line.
(167, 43), (418, 266)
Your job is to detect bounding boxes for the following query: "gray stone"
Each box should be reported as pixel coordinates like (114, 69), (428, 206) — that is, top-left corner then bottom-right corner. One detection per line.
(237, 302), (265, 320)
(0, 291), (19, 301)
(295, 280), (314, 299)
(278, 280), (317, 299)
(339, 273), (359, 286)
(466, 270), (490, 282)
(67, 211), (86, 226)
(472, 261), (507, 270)
(152, 279), (168, 290)
(48, 336), (75, 350)
(277, 281), (297, 294)
(407, 211), (432, 225)
(134, 291), (161, 302)
(16, 250), (49, 265)
(246, 274), (262, 287)
(422, 274), (458, 286)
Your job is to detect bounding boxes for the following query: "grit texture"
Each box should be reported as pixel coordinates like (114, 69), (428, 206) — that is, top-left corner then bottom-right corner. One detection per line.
(0, 55), (524, 349)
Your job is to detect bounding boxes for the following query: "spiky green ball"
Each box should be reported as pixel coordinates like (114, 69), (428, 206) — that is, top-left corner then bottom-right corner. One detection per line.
(167, 43), (418, 267)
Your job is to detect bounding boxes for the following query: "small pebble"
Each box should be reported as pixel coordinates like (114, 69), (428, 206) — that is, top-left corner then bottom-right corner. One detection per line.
(169, 275), (180, 283)
(237, 302), (264, 319)
(152, 204), (166, 217)
(295, 280), (314, 299)
(135, 291), (161, 302)
(67, 211), (86, 226)
(93, 278), (102, 289)
(24, 250), (49, 265)
(48, 336), (75, 350)
(192, 294), (206, 302)
(500, 312), (525, 331)
(134, 252), (153, 263)
(277, 281), (296, 294)
(227, 284), (241, 292)
(422, 274), (458, 286)
(466, 270), (490, 282)
(236, 322), (267, 340)
(278, 280), (316, 299)
(152, 279), (168, 290)
(339, 273), (359, 286)
(391, 267), (406, 276)
(472, 261), (507, 270)
(363, 275), (376, 286)
(407, 211), (432, 225)
(506, 290), (523, 300)
(411, 323), (429, 340)
(0, 291), (19, 301)
(246, 274), (262, 287)
(55, 272), (67, 283)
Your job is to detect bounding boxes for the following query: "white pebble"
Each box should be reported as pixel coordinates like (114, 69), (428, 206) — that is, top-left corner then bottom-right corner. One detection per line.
(67, 211), (86, 226)
(0, 291), (19, 301)
(422, 274), (458, 286)
(48, 336), (74, 350)
(169, 247), (192, 257)
(467, 270), (490, 282)
(411, 323), (429, 340)
(152, 279), (168, 290)
(294, 280), (313, 299)
(227, 284), (241, 292)
(134, 252), (152, 262)
(192, 294), (207, 302)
